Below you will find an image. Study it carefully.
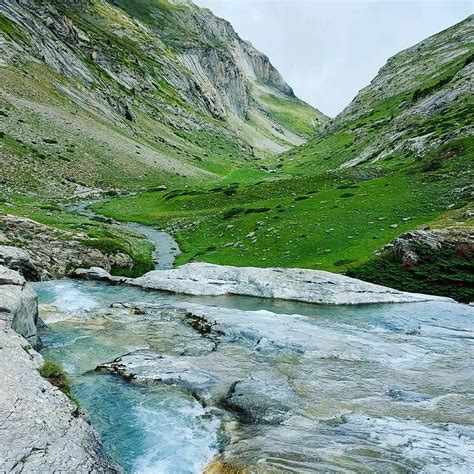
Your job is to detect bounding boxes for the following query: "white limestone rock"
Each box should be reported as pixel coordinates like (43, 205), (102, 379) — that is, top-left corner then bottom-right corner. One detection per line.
(0, 265), (39, 348)
(0, 245), (40, 281)
(0, 328), (123, 473)
(131, 262), (453, 304)
(0, 261), (123, 472)
(72, 266), (130, 284)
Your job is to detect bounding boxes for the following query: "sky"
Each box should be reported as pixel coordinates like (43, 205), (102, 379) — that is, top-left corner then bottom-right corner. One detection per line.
(194, 0), (472, 117)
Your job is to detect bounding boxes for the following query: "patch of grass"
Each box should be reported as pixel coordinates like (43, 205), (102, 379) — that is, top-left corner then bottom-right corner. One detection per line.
(258, 93), (326, 137)
(39, 360), (79, 407)
(93, 169), (463, 273)
(0, 13), (29, 43)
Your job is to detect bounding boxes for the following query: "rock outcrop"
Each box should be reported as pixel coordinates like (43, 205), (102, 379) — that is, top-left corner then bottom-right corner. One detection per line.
(92, 298), (473, 472)
(73, 261), (453, 304)
(0, 265), (39, 349)
(0, 245), (41, 281)
(0, 214), (133, 279)
(0, 0), (326, 200)
(0, 248), (124, 472)
(385, 228), (474, 267)
(130, 262), (453, 304)
(0, 326), (123, 472)
(348, 223), (474, 303)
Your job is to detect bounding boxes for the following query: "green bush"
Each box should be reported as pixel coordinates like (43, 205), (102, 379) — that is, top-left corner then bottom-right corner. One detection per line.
(348, 244), (474, 303)
(39, 360), (79, 406)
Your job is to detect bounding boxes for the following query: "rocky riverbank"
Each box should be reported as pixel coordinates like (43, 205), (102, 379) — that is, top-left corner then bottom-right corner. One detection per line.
(73, 262), (454, 305)
(0, 214), (134, 279)
(0, 247), (123, 472)
(85, 296), (472, 472)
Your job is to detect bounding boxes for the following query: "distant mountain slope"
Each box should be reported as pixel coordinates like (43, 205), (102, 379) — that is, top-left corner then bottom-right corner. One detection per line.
(92, 16), (473, 300)
(0, 0), (326, 198)
(283, 15), (473, 174)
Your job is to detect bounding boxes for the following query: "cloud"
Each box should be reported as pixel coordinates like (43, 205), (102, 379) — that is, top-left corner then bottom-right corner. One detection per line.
(194, 0), (472, 117)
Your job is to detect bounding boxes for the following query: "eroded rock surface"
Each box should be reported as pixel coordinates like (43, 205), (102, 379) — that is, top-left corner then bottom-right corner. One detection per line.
(0, 328), (123, 473)
(91, 298), (473, 472)
(0, 249), (124, 472)
(386, 228), (474, 266)
(130, 262), (453, 304)
(0, 245), (40, 281)
(0, 265), (39, 348)
(0, 214), (133, 279)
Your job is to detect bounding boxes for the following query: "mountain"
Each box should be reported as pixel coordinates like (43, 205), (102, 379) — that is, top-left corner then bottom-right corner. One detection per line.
(283, 15), (473, 174)
(0, 0), (326, 198)
(0, 4), (472, 300)
(90, 16), (473, 301)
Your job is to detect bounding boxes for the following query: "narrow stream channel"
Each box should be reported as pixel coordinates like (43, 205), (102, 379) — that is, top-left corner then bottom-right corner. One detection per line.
(35, 202), (474, 473)
(67, 200), (181, 270)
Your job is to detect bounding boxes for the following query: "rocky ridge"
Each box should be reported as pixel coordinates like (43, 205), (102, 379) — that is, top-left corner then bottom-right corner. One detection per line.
(286, 15), (473, 172)
(0, 0), (326, 198)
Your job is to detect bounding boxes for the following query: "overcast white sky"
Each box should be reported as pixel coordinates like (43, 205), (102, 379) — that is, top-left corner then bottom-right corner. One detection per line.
(194, 0), (472, 117)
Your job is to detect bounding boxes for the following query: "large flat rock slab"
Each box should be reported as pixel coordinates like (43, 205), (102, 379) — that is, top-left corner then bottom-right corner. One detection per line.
(130, 262), (454, 304)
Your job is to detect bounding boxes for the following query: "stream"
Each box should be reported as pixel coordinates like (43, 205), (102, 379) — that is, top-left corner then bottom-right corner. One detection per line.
(35, 204), (474, 473)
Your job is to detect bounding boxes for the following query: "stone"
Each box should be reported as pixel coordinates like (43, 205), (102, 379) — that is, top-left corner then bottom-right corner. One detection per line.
(0, 265), (25, 286)
(387, 228), (474, 266)
(71, 267), (130, 285)
(0, 328), (123, 472)
(0, 265), (39, 348)
(130, 262), (453, 304)
(0, 245), (40, 281)
(98, 350), (217, 398)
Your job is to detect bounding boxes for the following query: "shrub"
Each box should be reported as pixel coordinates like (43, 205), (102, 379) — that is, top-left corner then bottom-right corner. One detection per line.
(39, 360), (77, 405)
(223, 207), (244, 219)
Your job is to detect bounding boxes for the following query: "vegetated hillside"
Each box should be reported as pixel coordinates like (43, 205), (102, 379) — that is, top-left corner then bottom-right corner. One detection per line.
(0, 0), (326, 200)
(283, 14), (473, 175)
(93, 16), (473, 301)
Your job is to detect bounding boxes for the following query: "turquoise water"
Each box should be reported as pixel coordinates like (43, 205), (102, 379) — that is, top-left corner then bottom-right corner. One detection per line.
(36, 279), (474, 473)
(39, 295), (221, 473)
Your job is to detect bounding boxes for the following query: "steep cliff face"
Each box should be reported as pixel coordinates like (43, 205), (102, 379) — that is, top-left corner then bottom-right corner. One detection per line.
(0, 0), (326, 199)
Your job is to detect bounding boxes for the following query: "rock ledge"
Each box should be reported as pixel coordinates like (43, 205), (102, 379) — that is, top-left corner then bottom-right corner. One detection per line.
(128, 262), (453, 305)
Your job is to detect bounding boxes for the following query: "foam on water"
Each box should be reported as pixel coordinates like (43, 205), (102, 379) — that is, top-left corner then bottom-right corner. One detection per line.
(37, 279), (474, 472)
(35, 280), (101, 314)
(133, 403), (219, 474)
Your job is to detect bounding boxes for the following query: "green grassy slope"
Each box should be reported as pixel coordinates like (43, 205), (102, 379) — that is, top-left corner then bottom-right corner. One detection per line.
(93, 17), (473, 300)
(93, 137), (472, 273)
(0, 0), (325, 199)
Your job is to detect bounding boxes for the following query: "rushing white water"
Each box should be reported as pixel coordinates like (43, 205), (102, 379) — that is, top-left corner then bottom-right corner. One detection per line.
(36, 278), (474, 472)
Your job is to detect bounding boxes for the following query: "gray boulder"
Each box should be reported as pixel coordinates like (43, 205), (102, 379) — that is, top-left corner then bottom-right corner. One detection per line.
(0, 265), (39, 348)
(0, 245), (40, 281)
(131, 262), (453, 304)
(71, 267), (130, 284)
